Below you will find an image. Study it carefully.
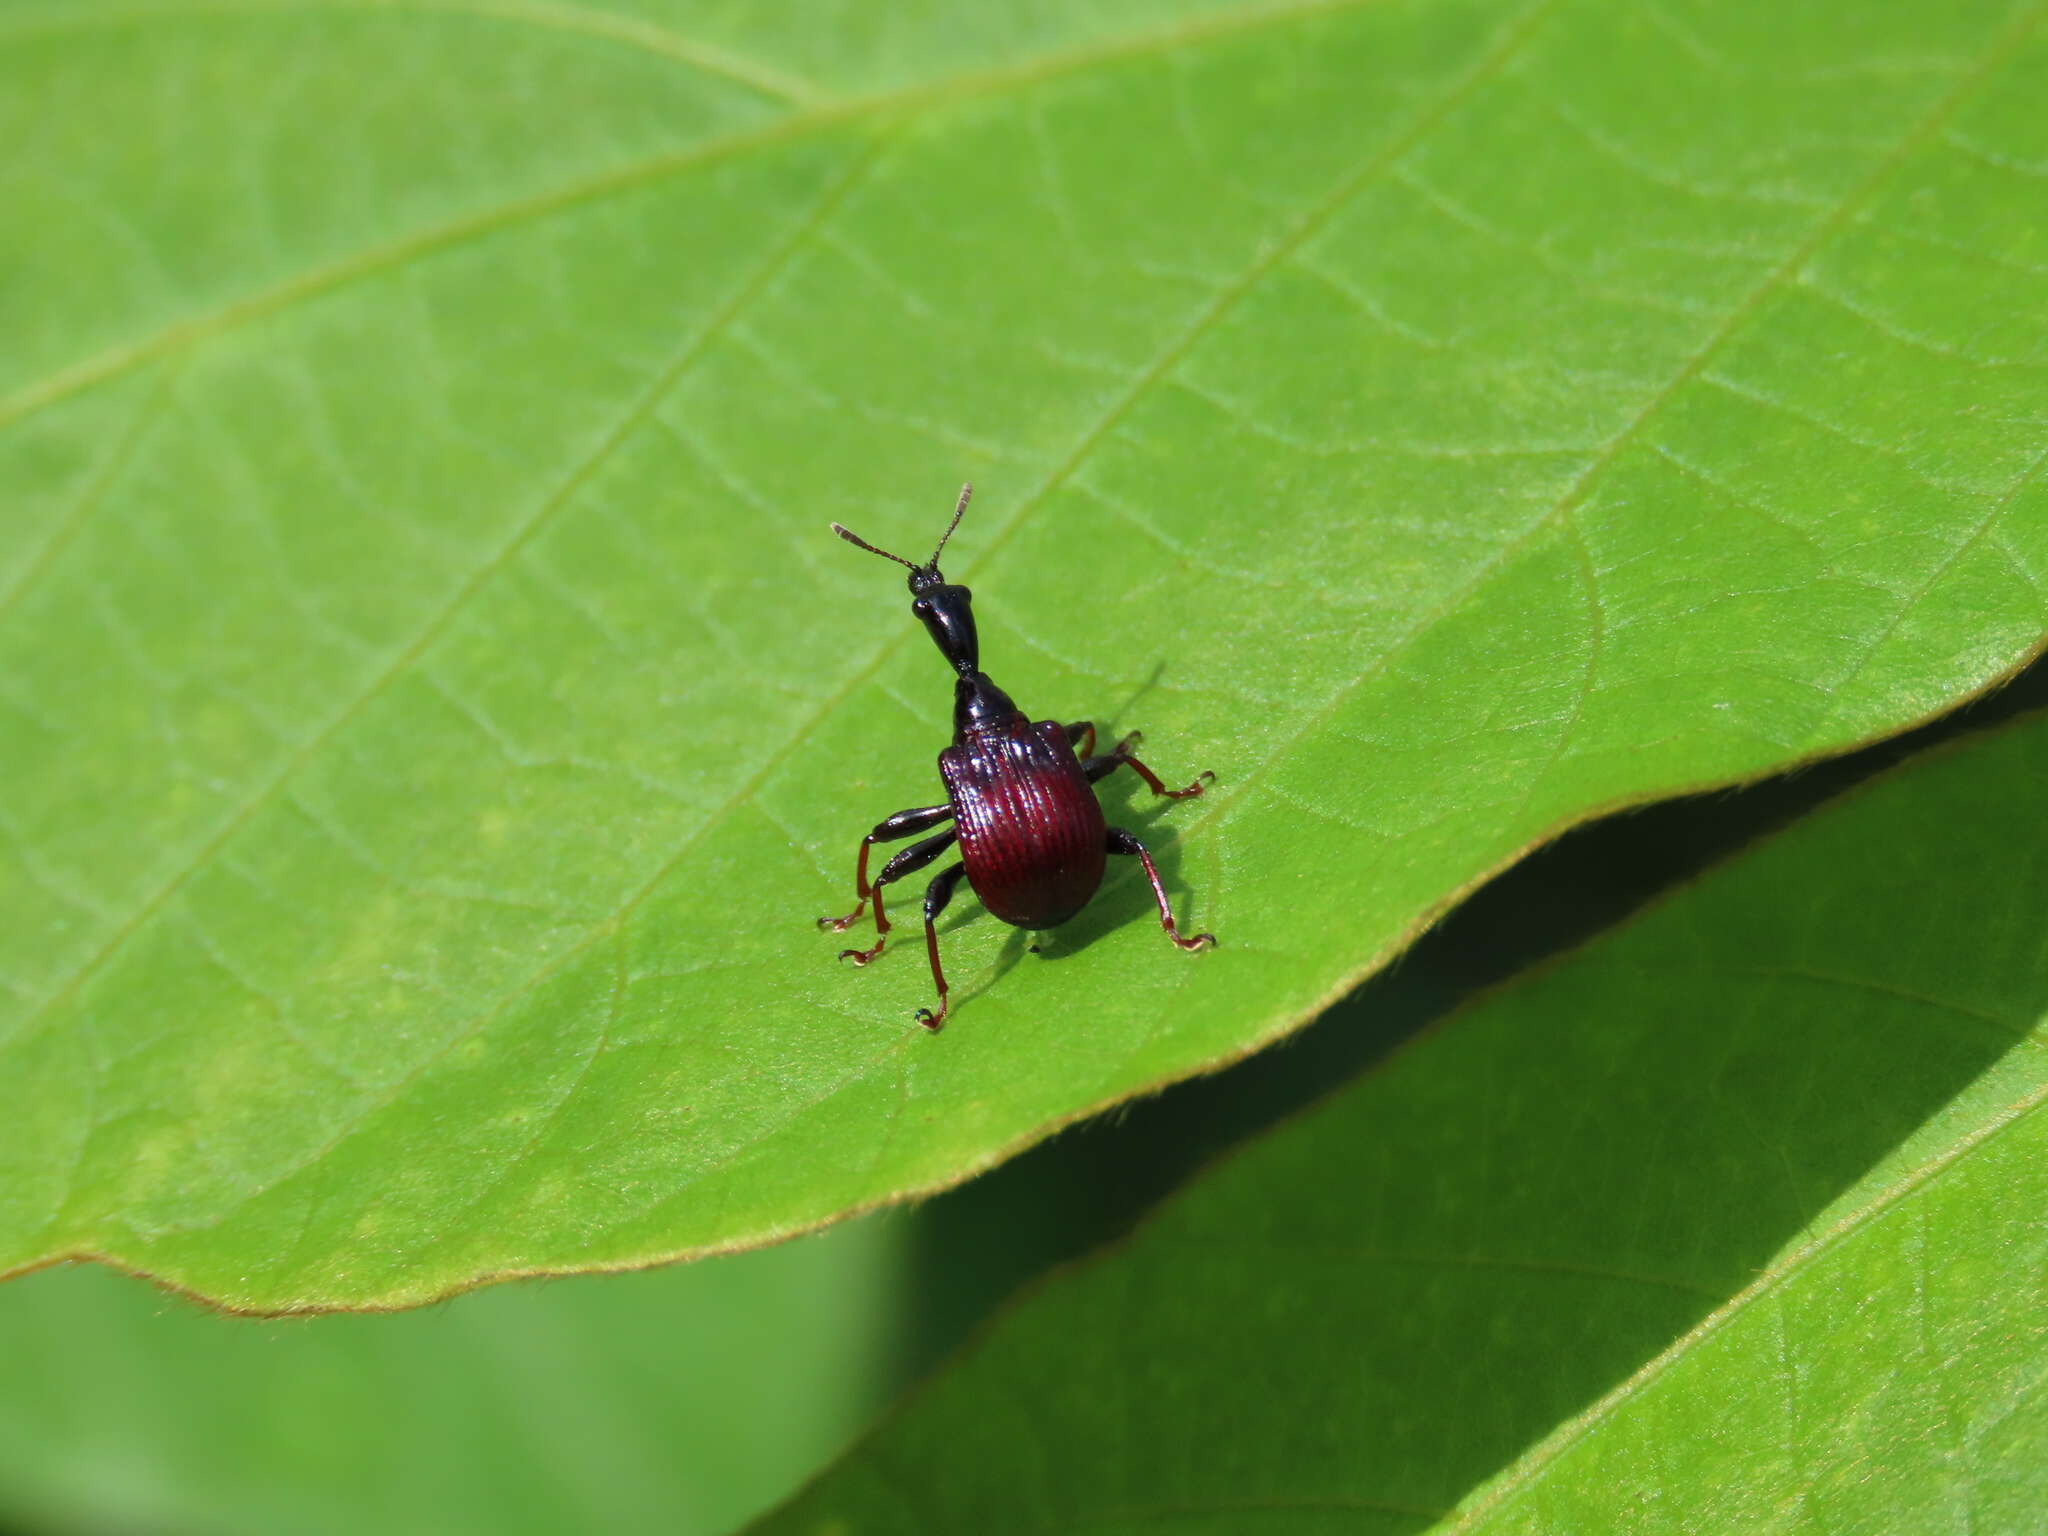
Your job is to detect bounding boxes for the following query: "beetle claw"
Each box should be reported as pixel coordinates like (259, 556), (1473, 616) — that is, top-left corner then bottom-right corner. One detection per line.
(838, 941), (884, 965)
(1174, 932), (1217, 952)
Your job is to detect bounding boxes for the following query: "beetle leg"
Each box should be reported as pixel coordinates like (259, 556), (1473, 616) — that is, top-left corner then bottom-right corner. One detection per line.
(911, 862), (969, 1031)
(1062, 719), (1097, 759)
(1106, 827), (1215, 952)
(1083, 731), (1215, 799)
(837, 828), (958, 965)
(819, 803), (954, 931)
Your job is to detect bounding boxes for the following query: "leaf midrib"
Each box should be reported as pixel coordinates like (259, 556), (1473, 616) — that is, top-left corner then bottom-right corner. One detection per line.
(0, 0), (1399, 431)
(0, 0), (826, 102)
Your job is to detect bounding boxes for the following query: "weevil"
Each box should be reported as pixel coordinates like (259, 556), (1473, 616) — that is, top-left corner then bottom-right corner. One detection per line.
(818, 483), (1215, 1030)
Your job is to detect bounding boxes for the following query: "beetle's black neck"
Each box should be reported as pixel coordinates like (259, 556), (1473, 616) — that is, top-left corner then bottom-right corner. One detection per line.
(953, 671), (1022, 741)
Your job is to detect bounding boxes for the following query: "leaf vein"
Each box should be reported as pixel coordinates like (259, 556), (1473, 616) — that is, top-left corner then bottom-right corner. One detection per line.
(0, 137), (891, 1058)
(0, 363), (180, 626)
(0, 0), (1429, 444)
(1807, 434), (2048, 738)
(0, 0), (826, 104)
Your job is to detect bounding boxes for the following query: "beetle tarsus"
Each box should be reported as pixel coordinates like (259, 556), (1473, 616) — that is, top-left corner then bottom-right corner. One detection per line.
(839, 884), (892, 961)
(818, 902), (867, 931)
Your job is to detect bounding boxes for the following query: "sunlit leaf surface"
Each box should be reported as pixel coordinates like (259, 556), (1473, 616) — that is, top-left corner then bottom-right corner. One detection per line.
(1, 0), (2043, 1308)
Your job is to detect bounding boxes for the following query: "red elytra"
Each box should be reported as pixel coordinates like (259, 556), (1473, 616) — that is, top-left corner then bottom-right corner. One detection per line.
(941, 718), (1106, 930)
(817, 484), (1214, 1030)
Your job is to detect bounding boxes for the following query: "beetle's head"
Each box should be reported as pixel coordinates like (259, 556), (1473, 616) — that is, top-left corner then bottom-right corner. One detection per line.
(832, 483), (980, 674)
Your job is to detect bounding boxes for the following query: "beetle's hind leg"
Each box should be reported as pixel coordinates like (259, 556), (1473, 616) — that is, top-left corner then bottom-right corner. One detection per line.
(819, 804), (954, 932)
(1084, 731), (1214, 799)
(1106, 827), (1215, 951)
(1062, 720), (1097, 758)
(912, 862), (969, 1031)
(835, 828), (958, 965)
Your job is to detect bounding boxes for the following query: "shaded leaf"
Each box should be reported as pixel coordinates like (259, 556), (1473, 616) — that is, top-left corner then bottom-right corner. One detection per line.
(1, 0), (2043, 1308)
(753, 706), (2048, 1535)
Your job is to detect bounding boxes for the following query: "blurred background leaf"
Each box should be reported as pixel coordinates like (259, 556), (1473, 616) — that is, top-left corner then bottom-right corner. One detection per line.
(0, 1217), (904, 1536)
(2, 0), (2043, 1315)
(756, 701), (2048, 1535)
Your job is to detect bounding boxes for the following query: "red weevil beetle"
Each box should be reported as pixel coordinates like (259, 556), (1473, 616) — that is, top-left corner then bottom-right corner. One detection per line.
(818, 483), (1216, 1030)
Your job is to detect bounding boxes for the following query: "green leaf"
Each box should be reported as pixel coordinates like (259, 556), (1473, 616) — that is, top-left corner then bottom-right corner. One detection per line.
(0, 1216), (902, 1536)
(2, 0), (2044, 1310)
(751, 706), (2048, 1536)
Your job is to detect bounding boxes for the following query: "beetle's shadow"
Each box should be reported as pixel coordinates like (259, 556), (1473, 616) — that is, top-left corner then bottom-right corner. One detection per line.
(1095, 661), (1170, 734)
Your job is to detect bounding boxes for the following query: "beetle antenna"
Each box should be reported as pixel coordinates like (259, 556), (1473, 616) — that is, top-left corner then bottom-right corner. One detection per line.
(928, 482), (972, 569)
(830, 523), (919, 571)
(831, 483), (974, 575)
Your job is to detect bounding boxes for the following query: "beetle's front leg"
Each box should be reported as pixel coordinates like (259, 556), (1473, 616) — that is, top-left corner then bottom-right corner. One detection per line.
(819, 804), (954, 932)
(836, 828), (958, 966)
(1083, 731), (1214, 799)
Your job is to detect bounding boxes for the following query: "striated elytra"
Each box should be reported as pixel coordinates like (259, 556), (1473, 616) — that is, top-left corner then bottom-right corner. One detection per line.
(818, 484), (1215, 1030)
